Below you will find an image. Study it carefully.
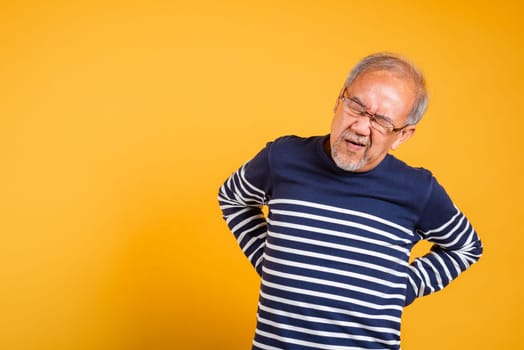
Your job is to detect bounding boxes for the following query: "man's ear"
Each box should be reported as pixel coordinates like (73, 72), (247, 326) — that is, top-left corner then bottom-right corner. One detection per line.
(391, 126), (416, 150)
(333, 86), (346, 113)
(333, 99), (340, 113)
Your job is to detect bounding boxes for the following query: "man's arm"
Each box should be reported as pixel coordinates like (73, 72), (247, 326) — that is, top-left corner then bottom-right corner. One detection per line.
(218, 151), (271, 275)
(405, 180), (483, 306)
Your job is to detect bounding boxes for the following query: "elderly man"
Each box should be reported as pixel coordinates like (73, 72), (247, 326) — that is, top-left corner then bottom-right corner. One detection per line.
(218, 52), (482, 350)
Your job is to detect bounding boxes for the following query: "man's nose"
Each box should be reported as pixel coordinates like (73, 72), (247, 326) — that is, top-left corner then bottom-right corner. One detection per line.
(349, 114), (373, 135)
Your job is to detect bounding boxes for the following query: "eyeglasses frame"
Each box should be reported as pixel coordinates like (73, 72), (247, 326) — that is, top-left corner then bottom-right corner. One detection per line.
(339, 88), (412, 134)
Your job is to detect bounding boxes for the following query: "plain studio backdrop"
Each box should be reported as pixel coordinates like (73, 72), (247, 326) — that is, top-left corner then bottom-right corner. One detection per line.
(1, 1), (522, 349)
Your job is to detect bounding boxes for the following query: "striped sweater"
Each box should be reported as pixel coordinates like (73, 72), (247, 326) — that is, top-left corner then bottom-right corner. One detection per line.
(218, 135), (482, 350)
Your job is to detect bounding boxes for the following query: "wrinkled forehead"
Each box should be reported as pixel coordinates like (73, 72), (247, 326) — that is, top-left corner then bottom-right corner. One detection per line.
(347, 70), (416, 98)
(346, 70), (416, 120)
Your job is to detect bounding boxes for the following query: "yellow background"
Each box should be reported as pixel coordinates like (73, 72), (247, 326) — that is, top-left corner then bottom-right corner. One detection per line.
(1, 1), (522, 349)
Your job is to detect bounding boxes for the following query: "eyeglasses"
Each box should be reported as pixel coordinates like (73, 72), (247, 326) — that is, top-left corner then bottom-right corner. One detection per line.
(339, 90), (411, 134)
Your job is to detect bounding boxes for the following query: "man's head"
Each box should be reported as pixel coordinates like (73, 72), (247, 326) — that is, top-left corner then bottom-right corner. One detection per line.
(329, 52), (428, 172)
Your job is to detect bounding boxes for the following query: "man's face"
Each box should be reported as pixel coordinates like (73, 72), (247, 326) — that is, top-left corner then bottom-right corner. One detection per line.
(329, 70), (417, 172)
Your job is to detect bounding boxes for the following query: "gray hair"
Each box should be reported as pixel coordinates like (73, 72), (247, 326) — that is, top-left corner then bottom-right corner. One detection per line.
(344, 52), (429, 125)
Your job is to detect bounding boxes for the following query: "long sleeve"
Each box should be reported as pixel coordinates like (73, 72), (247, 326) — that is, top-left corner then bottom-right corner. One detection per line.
(218, 146), (273, 275)
(217, 136), (483, 349)
(404, 179), (483, 306)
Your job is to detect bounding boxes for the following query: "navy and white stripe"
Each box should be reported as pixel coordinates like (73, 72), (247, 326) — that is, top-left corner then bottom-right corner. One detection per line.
(218, 135), (482, 350)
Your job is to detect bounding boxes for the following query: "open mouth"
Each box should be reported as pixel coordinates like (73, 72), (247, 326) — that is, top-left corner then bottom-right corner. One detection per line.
(345, 137), (368, 148)
(348, 139), (366, 147)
